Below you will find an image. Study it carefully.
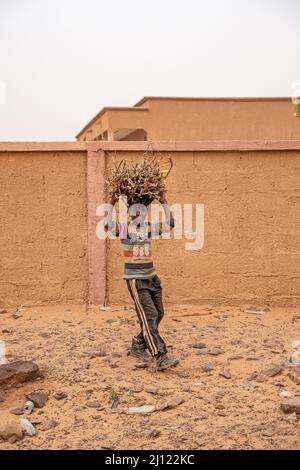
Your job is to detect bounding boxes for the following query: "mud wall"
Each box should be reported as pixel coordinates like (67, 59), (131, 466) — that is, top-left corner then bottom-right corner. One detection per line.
(106, 149), (300, 307)
(0, 149), (87, 307)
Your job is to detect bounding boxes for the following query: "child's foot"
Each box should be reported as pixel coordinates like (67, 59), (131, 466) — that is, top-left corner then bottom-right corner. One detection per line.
(130, 345), (152, 362)
(155, 354), (179, 370)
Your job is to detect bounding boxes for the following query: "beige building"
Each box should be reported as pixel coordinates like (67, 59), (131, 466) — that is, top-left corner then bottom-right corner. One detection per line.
(76, 96), (300, 142)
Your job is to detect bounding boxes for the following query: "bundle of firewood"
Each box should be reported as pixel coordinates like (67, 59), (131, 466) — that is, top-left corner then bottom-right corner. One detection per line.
(106, 154), (173, 206)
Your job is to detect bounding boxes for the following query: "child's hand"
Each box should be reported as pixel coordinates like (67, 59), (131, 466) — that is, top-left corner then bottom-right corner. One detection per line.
(109, 195), (118, 206)
(159, 191), (167, 204)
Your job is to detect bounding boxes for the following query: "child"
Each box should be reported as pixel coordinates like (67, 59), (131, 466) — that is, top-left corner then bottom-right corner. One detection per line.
(105, 192), (179, 371)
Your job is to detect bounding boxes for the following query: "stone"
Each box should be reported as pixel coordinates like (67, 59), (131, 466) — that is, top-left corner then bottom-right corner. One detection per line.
(0, 309), (7, 314)
(128, 405), (156, 415)
(12, 313), (22, 320)
(219, 370), (232, 379)
(192, 342), (207, 349)
(177, 370), (190, 378)
(288, 370), (300, 385)
(89, 351), (107, 359)
(41, 419), (58, 431)
(130, 385), (143, 393)
(10, 408), (24, 416)
(214, 403), (225, 410)
(208, 347), (224, 356)
(285, 412), (297, 422)
(111, 352), (122, 358)
(25, 391), (48, 408)
(145, 428), (161, 438)
(39, 332), (49, 339)
(2, 328), (14, 334)
(0, 415), (23, 442)
(53, 391), (68, 400)
(202, 363), (214, 372)
(243, 306), (270, 314)
(86, 400), (102, 408)
(0, 361), (40, 386)
(196, 414), (208, 420)
(156, 396), (184, 411)
(279, 391), (294, 398)
(262, 364), (282, 377)
(280, 397), (300, 414)
(20, 418), (35, 436)
(145, 387), (158, 395)
(262, 428), (274, 437)
(215, 388), (226, 398)
(134, 362), (149, 369)
(196, 349), (208, 355)
(248, 372), (266, 383)
(240, 381), (258, 389)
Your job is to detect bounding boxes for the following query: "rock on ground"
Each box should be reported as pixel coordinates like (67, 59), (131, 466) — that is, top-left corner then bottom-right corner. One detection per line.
(0, 361), (40, 386)
(280, 397), (300, 414)
(0, 411), (23, 443)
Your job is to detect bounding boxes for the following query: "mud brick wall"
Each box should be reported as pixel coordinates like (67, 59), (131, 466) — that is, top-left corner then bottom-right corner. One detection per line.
(0, 150), (87, 307)
(106, 150), (300, 307)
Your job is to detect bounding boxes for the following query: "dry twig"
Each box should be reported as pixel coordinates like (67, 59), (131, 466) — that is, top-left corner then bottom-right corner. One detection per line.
(106, 152), (173, 206)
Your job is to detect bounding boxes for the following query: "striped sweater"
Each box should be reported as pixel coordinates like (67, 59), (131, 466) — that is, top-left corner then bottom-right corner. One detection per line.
(107, 218), (173, 280)
(121, 229), (156, 280)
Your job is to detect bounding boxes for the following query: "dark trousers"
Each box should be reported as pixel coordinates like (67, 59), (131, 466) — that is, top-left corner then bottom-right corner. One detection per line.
(126, 275), (167, 357)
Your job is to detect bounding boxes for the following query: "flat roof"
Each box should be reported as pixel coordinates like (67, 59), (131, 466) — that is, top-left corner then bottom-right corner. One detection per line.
(76, 106), (148, 139)
(76, 96), (293, 138)
(134, 96), (292, 106)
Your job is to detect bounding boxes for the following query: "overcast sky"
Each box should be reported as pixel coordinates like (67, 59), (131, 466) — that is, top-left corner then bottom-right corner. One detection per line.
(0, 0), (299, 141)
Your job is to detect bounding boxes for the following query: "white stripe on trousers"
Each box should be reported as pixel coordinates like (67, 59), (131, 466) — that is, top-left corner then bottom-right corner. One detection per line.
(129, 279), (158, 357)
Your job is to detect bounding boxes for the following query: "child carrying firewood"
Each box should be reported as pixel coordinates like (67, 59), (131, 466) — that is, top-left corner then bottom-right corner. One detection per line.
(105, 156), (179, 371)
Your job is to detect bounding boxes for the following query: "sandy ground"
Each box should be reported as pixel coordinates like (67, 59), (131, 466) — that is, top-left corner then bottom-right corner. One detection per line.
(0, 302), (299, 450)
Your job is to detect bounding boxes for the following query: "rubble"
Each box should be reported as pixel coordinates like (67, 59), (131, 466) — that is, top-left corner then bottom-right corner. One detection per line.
(41, 419), (58, 431)
(128, 405), (156, 415)
(208, 347), (224, 356)
(288, 368), (300, 385)
(145, 387), (159, 395)
(219, 370), (232, 379)
(202, 363), (214, 372)
(53, 391), (68, 400)
(0, 361), (40, 386)
(24, 401), (34, 414)
(192, 342), (207, 349)
(25, 391), (48, 408)
(156, 396), (184, 411)
(10, 408), (24, 416)
(0, 412), (23, 443)
(242, 306), (271, 314)
(261, 364), (283, 377)
(20, 418), (36, 436)
(280, 397), (300, 414)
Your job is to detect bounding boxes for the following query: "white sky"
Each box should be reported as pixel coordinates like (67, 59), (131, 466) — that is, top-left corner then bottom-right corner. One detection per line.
(0, 0), (299, 141)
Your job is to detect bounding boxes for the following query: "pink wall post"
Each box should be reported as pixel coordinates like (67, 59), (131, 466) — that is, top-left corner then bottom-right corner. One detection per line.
(87, 149), (106, 305)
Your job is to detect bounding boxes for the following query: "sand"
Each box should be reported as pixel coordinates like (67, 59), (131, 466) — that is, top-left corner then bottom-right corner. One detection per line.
(0, 303), (299, 450)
